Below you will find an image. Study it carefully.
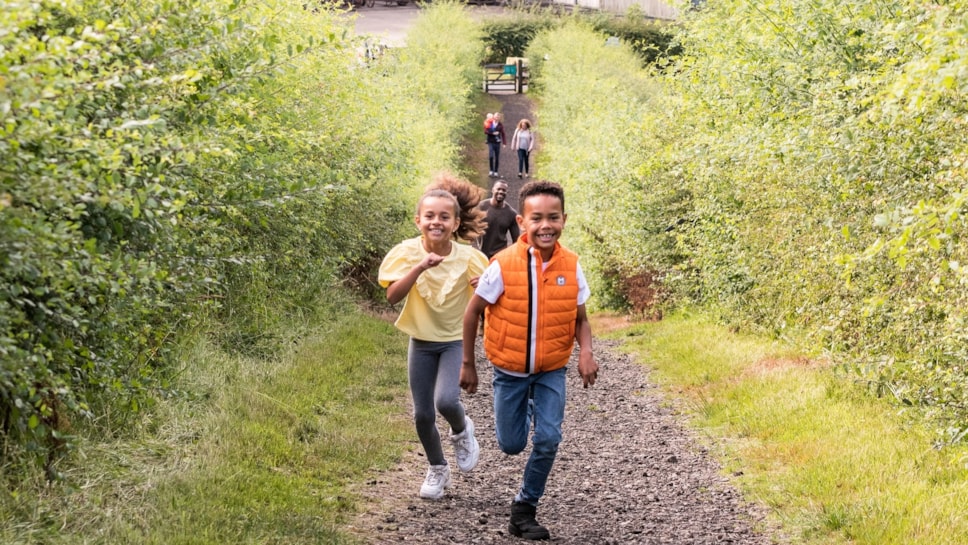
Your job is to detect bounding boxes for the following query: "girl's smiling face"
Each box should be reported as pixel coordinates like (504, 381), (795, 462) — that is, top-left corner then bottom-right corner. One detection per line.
(415, 195), (459, 246)
(517, 193), (566, 261)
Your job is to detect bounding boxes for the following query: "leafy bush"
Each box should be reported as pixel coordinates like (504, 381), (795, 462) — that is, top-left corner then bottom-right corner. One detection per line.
(587, 15), (681, 66)
(1, 0), (269, 464)
(481, 9), (677, 67)
(482, 18), (554, 64)
(0, 0), (481, 470)
(530, 1), (968, 442)
(525, 22), (679, 314)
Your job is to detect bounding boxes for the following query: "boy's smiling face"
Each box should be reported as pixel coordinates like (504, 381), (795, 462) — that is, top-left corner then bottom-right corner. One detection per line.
(517, 193), (566, 261)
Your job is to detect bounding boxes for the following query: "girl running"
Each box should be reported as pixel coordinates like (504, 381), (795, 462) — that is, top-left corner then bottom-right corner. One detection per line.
(378, 173), (489, 499)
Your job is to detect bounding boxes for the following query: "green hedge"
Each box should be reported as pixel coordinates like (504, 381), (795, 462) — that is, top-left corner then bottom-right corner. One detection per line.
(530, 1), (968, 443)
(0, 0), (481, 468)
(481, 9), (677, 67)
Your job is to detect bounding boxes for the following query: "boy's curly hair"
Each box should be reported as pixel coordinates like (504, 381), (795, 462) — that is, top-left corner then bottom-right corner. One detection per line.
(421, 172), (487, 242)
(519, 179), (565, 212)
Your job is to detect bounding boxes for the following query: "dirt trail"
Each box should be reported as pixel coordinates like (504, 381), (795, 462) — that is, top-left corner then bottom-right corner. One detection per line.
(486, 94), (533, 210)
(348, 95), (784, 544)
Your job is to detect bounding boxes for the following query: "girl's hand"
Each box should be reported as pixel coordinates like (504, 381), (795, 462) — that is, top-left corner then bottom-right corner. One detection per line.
(420, 253), (445, 270)
(469, 275), (481, 288)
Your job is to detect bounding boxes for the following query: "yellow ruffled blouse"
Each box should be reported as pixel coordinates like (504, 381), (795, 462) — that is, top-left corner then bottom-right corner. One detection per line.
(378, 237), (488, 342)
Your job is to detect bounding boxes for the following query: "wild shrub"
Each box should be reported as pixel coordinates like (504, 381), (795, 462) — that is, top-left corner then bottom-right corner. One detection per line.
(0, 0), (479, 471)
(481, 8), (677, 67)
(661, 0), (968, 442)
(530, 1), (968, 441)
(525, 23), (678, 314)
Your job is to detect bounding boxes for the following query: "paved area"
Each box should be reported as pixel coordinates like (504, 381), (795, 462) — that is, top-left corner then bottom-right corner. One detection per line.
(351, 3), (422, 47)
(352, 4), (508, 46)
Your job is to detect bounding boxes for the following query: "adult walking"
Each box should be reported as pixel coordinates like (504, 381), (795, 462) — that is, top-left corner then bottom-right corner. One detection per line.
(477, 180), (520, 259)
(510, 119), (535, 179)
(486, 112), (507, 178)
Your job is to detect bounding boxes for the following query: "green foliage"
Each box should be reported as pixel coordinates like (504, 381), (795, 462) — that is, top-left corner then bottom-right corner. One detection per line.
(526, 22), (681, 313)
(1, 1), (482, 538)
(587, 15), (681, 67)
(530, 1), (968, 440)
(1, 0), (269, 463)
(1, 306), (412, 544)
(481, 18), (555, 64)
(390, 1), (485, 180)
(0, 0), (478, 470)
(480, 9), (677, 67)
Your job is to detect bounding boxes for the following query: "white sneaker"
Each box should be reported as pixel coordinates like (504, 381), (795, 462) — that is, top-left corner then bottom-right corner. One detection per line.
(450, 416), (480, 473)
(419, 464), (451, 500)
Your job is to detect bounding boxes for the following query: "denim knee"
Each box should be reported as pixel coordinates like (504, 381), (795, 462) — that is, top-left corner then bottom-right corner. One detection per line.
(498, 435), (527, 456)
(532, 434), (560, 458)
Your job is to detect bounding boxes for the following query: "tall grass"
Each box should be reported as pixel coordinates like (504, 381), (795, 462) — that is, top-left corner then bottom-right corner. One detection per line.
(601, 312), (968, 545)
(0, 305), (412, 545)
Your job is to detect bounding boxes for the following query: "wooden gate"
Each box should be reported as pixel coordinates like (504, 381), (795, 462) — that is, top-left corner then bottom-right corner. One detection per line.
(483, 58), (528, 94)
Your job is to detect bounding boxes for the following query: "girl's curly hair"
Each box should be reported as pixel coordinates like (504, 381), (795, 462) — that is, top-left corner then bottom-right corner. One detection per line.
(420, 172), (487, 242)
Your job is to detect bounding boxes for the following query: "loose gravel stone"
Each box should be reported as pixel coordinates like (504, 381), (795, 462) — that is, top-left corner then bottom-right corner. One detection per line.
(348, 338), (786, 545)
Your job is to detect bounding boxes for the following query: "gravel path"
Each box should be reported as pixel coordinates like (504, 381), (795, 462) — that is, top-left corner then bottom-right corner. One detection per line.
(348, 95), (783, 544)
(348, 338), (782, 544)
(487, 94), (532, 211)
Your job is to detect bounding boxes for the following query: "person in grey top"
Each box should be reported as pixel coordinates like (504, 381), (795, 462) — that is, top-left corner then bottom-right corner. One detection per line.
(477, 180), (520, 259)
(511, 119), (536, 179)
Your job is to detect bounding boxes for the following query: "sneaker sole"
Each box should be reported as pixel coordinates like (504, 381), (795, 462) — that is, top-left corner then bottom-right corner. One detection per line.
(419, 488), (447, 500)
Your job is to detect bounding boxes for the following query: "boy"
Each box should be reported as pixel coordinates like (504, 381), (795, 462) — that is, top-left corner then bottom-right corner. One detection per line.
(461, 180), (598, 540)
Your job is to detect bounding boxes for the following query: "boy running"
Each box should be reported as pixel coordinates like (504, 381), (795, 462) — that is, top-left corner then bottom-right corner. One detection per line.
(461, 180), (598, 540)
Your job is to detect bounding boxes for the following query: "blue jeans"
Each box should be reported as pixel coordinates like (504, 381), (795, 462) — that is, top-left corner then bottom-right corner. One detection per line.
(516, 148), (530, 175)
(492, 367), (567, 506)
(488, 142), (502, 172)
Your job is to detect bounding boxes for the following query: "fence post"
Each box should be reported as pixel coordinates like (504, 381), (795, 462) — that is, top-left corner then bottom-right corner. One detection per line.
(514, 59), (523, 94)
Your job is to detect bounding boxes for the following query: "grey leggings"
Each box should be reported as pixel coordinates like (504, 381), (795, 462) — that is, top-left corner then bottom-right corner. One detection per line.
(408, 338), (467, 466)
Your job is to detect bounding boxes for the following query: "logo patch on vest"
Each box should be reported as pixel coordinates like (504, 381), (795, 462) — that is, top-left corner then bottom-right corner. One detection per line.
(556, 275), (566, 286)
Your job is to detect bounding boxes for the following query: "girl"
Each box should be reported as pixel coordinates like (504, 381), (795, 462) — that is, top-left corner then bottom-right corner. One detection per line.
(510, 118), (535, 178)
(378, 173), (489, 500)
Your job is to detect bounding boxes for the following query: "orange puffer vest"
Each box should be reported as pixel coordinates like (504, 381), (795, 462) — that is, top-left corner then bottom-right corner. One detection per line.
(484, 235), (580, 374)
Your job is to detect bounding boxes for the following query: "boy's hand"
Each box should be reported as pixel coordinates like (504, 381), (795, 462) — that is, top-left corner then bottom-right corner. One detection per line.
(460, 362), (478, 394)
(578, 350), (598, 388)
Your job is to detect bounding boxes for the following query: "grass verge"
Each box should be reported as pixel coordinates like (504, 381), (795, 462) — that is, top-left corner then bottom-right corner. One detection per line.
(1, 308), (412, 545)
(593, 311), (968, 545)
